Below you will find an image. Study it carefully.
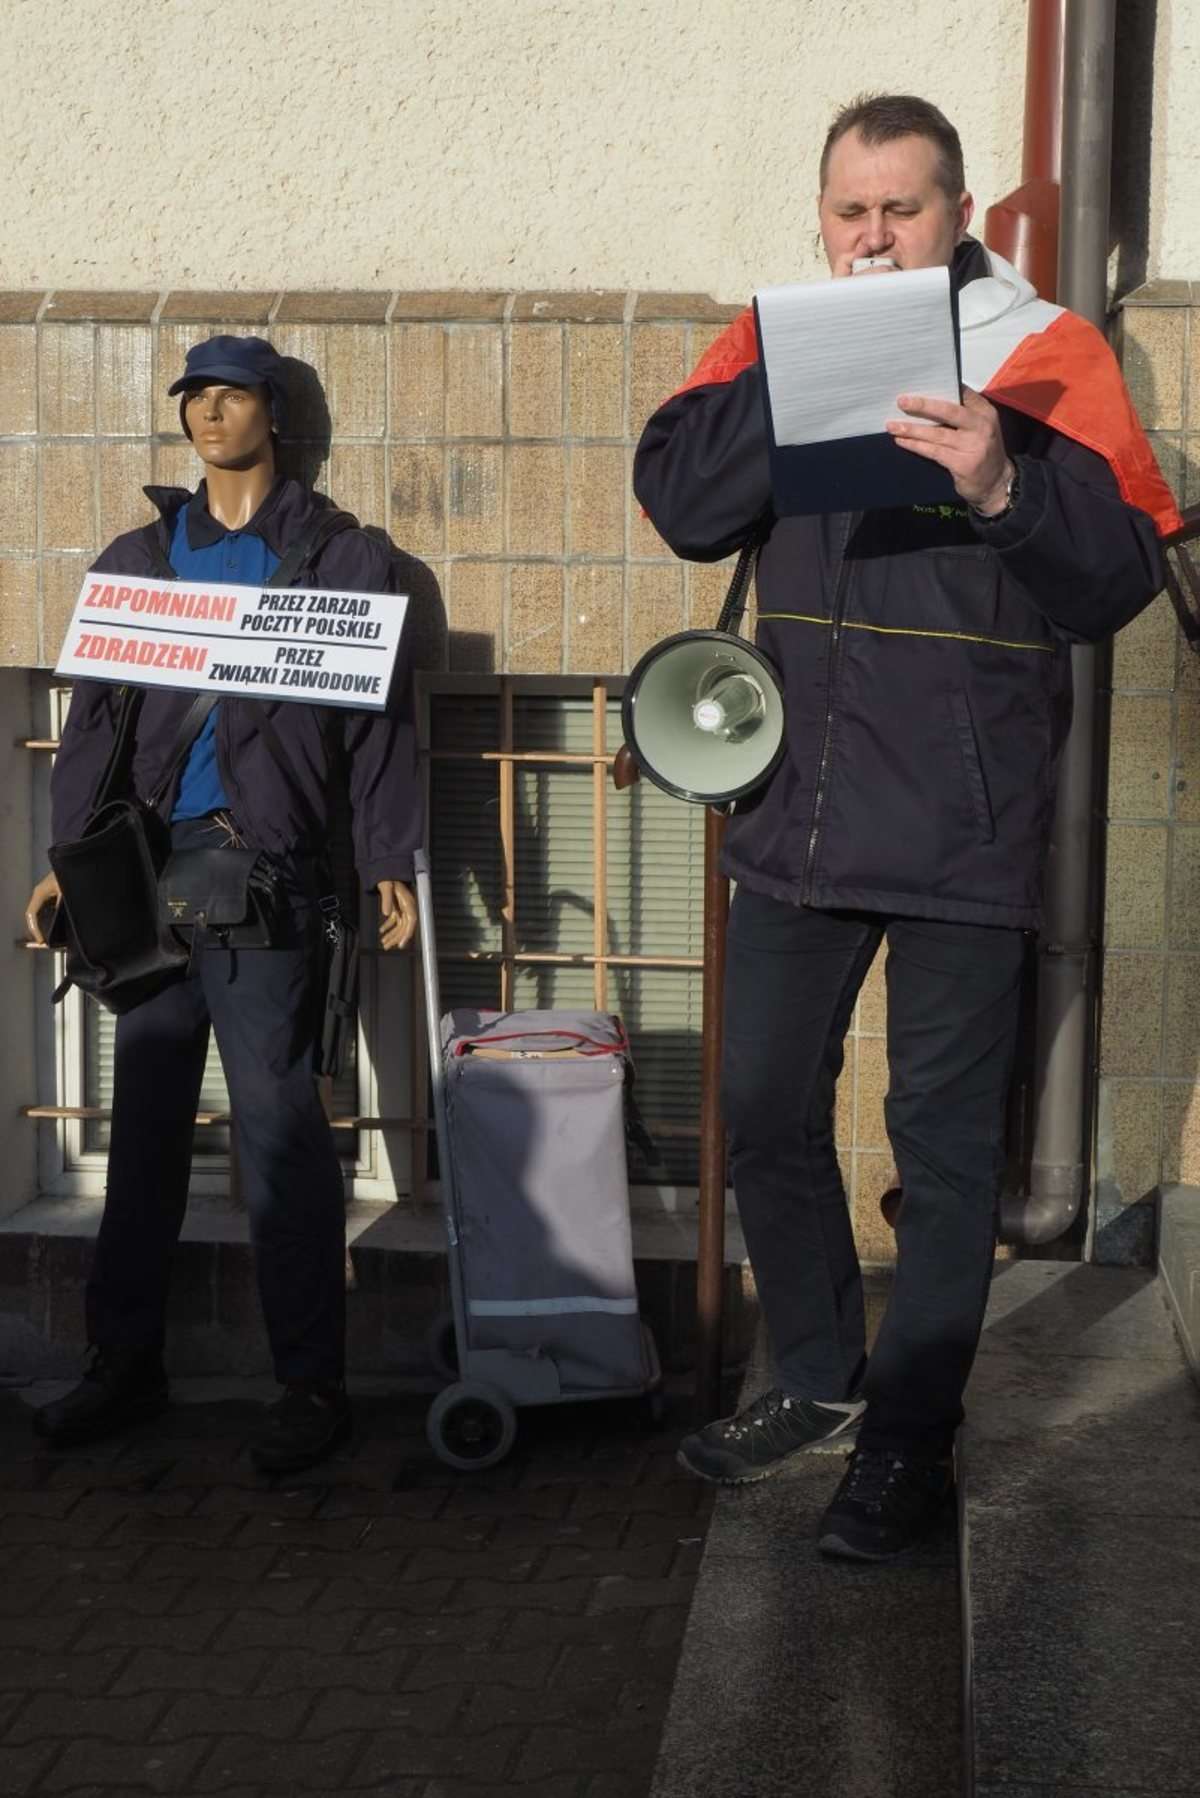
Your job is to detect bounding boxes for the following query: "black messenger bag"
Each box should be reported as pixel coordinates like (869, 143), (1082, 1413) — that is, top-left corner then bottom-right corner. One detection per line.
(47, 690), (211, 1015)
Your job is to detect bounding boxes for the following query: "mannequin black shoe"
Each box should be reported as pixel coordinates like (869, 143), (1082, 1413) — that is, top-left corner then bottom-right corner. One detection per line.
(33, 1346), (169, 1447)
(818, 1446), (954, 1560)
(250, 1382), (352, 1475)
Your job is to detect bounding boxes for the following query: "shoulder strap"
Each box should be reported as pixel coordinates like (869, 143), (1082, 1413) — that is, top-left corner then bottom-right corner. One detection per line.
(715, 517), (770, 636)
(264, 509), (358, 589)
(249, 507), (358, 848)
(86, 682), (216, 820)
(90, 685), (145, 814)
(147, 692), (220, 814)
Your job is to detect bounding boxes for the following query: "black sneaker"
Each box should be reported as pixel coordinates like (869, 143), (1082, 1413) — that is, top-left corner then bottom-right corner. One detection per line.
(32, 1346), (169, 1447)
(250, 1383), (352, 1475)
(818, 1446), (954, 1560)
(676, 1388), (865, 1485)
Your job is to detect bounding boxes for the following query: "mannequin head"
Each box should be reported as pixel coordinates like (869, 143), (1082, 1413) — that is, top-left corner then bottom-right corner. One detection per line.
(168, 334), (287, 472)
(167, 335), (288, 521)
(180, 382), (275, 473)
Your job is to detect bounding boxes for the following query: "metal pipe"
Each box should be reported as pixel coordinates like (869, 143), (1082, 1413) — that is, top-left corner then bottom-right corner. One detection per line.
(983, 0), (1066, 300)
(1022, 0), (1067, 184)
(999, 0), (1117, 1245)
(694, 806), (729, 1420)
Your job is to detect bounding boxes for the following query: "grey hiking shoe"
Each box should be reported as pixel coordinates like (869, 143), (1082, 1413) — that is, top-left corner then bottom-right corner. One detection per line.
(677, 1387), (864, 1484)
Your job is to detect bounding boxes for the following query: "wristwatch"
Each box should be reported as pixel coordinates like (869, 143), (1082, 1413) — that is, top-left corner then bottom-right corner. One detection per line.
(971, 460), (1020, 522)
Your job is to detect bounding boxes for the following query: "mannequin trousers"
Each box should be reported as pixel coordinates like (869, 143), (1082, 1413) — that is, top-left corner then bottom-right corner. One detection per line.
(85, 820), (345, 1384)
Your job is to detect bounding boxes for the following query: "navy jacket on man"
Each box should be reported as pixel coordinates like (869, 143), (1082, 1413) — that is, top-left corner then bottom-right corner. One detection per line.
(633, 258), (1165, 931)
(51, 478), (424, 890)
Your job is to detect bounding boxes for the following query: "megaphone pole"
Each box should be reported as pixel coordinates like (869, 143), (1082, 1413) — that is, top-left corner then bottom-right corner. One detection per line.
(695, 804), (729, 1425)
(612, 745), (730, 1422)
(617, 528), (766, 1420)
(693, 532), (764, 1421)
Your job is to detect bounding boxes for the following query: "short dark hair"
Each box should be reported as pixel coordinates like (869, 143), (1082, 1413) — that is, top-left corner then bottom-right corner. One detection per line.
(820, 93), (965, 197)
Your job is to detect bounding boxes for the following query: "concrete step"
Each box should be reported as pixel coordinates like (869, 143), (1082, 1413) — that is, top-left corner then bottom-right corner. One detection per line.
(961, 1260), (1200, 1796)
(1158, 1183), (1200, 1380)
(650, 1283), (963, 1798)
(0, 1195), (758, 1381)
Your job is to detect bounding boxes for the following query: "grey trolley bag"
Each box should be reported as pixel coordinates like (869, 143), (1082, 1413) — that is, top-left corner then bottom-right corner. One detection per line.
(415, 851), (662, 1471)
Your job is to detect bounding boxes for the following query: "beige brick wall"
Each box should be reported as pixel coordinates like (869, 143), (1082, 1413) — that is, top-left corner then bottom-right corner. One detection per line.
(0, 290), (747, 676)
(1102, 285), (1199, 1210)
(0, 285), (909, 1252)
(7, 285), (1185, 1252)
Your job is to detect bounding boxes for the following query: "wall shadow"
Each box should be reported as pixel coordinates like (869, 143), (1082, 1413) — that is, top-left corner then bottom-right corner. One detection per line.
(1110, 0), (1159, 301)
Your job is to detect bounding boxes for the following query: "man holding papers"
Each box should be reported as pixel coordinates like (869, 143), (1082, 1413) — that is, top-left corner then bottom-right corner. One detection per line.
(635, 94), (1174, 1558)
(23, 335), (424, 1473)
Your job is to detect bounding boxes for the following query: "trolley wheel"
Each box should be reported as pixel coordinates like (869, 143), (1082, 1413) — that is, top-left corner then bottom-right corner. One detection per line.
(880, 1187), (903, 1230)
(427, 1382), (517, 1472)
(426, 1310), (460, 1380)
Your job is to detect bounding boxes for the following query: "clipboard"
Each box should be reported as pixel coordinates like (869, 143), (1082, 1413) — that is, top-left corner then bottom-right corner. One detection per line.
(753, 273), (963, 516)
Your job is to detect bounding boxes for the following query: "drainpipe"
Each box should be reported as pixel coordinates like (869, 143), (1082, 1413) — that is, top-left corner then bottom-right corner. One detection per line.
(984, 0), (1065, 302)
(998, 0), (1118, 1244)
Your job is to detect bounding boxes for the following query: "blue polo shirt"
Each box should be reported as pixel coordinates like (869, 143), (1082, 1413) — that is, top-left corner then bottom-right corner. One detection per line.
(169, 495), (281, 819)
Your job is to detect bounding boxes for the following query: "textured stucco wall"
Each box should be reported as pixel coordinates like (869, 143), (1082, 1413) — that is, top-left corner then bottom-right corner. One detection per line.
(1111, 0), (1200, 294)
(1154, 0), (1200, 278)
(5, 0), (1026, 299)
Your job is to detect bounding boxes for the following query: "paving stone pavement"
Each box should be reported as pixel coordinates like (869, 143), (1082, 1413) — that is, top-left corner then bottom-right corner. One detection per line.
(0, 1381), (714, 1798)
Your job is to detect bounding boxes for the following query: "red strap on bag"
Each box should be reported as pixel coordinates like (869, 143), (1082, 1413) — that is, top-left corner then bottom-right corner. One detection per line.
(453, 1025), (630, 1059)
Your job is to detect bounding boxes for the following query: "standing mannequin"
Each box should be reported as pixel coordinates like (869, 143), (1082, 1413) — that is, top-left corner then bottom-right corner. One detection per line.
(25, 335), (425, 1473)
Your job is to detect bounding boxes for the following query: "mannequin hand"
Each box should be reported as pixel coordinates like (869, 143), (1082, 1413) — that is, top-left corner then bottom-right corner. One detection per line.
(887, 387), (1013, 512)
(25, 871), (61, 945)
(377, 879), (418, 953)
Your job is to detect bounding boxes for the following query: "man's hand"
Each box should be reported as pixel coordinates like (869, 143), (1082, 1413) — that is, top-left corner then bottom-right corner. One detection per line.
(377, 879), (417, 953)
(887, 387), (1014, 514)
(25, 871), (61, 945)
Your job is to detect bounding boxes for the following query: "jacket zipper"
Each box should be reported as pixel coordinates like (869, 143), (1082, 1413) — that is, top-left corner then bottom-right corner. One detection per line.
(803, 512), (859, 900)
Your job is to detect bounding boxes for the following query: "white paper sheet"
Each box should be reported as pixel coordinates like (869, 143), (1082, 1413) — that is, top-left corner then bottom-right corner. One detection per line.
(754, 266), (960, 447)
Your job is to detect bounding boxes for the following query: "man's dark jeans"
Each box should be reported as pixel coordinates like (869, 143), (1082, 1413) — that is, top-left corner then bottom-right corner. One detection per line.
(85, 819), (345, 1384)
(723, 888), (1026, 1457)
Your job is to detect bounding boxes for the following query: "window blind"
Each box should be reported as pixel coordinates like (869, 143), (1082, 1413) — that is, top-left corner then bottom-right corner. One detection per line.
(428, 689), (705, 1184)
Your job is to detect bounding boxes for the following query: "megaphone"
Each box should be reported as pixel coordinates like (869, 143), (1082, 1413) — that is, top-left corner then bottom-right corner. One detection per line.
(620, 629), (786, 805)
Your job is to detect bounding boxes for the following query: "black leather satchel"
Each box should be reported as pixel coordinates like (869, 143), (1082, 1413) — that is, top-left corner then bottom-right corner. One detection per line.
(47, 691), (214, 1014)
(159, 845), (283, 952)
(48, 789), (186, 1015)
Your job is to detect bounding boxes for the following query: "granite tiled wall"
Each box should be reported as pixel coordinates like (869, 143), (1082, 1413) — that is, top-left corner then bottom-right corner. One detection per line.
(5, 286), (1185, 1259)
(1101, 285), (1199, 1240)
(0, 286), (905, 1256)
(0, 289), (747, 675)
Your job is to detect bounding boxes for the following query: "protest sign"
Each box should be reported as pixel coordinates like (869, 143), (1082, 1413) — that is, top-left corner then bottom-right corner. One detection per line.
(53, 575), (408, 711)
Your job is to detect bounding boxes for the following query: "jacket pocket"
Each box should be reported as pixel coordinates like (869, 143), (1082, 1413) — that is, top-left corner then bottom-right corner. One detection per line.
(949, 688), (995, 844)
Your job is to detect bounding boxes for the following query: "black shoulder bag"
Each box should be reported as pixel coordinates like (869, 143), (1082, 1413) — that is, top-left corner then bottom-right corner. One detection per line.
(47, 687), (225, 1013)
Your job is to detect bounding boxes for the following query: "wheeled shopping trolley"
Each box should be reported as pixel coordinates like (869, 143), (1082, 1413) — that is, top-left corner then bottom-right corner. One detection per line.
(414, 850), (662, 1471)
